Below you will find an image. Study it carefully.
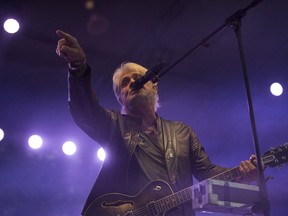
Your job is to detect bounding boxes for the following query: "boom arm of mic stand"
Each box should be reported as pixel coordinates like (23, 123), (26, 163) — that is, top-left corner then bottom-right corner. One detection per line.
(149, 61), (166, 83)
(158, 0), (264, 80)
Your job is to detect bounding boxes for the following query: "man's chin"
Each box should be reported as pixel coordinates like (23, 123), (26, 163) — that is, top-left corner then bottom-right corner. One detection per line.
(128, 96), (149, 107)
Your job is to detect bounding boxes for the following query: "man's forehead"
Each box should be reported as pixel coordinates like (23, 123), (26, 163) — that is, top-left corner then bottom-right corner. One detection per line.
(120, 69), (144, 78)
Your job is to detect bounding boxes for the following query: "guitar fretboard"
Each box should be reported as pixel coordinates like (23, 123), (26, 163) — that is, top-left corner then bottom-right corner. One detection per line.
(212, 166), (241, 181)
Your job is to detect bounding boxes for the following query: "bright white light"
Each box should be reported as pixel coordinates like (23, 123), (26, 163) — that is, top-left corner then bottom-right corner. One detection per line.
(270, 82), (283, 96)
(28, 135), (43, 149)
(62, 141), (77, 156)
(97, 147), (106, 161)
(0, 128), (4, 141)
(3, 18), (20, 34)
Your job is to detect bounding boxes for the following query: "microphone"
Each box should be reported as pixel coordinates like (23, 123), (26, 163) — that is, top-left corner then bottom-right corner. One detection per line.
(131, 61), (165, 91)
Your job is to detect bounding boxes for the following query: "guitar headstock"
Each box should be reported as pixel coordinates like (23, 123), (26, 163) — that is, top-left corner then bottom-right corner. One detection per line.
(262, 143), (288, 168)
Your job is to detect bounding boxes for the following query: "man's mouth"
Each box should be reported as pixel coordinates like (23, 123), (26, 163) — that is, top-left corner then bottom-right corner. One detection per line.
(130, 89), (140, 95)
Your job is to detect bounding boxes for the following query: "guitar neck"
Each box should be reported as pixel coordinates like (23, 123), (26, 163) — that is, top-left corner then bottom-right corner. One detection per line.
(154, 166), (241, 213)
(212, 166), (241, 181)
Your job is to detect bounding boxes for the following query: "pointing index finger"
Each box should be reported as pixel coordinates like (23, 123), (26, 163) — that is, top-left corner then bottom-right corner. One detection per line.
(56, 30), (75, 43)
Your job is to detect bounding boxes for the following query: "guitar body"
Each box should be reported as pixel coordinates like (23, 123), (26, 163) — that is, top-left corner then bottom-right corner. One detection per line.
(84, 180), (174, 216)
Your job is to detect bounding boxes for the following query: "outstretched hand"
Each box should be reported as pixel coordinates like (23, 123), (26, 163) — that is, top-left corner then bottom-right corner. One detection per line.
(56, 30), (86, 65)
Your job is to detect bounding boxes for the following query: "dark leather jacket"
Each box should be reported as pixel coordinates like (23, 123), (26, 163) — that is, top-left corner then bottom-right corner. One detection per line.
(68, 65), (227, 216)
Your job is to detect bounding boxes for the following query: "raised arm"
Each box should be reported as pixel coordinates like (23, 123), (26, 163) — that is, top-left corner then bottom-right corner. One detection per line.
(55, 30), (116, 146)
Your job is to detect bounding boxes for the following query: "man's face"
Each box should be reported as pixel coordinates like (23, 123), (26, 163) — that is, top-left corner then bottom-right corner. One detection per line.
(118, 70), (157, 112)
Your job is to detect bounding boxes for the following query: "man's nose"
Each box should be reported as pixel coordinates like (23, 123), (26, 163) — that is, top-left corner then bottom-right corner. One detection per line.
(128, 79), (135, 88)
(130, 76), (137, 83)
(129, 77), (139, 90)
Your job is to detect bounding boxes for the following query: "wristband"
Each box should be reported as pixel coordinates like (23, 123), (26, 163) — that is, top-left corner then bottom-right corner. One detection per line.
(69, 59), (86, 70)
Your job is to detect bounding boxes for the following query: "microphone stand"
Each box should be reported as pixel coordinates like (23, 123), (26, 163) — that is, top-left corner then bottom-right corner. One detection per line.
(159, 1), (270, 215)
(227, 3), (270, 216)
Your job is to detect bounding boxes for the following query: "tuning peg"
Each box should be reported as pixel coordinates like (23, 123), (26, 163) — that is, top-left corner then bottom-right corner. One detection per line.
(269, 147), (275, 154)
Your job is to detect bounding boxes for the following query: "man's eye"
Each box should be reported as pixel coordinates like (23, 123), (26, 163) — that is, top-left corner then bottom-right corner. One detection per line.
(132, 74), (142, 80)
(121, 78), (130, 88)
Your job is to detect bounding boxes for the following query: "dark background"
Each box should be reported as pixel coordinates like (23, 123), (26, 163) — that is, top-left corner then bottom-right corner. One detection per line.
(0, 0), (287, 215)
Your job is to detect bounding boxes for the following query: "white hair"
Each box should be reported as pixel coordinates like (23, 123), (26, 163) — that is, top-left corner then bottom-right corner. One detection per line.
(112, 62), (160, 113)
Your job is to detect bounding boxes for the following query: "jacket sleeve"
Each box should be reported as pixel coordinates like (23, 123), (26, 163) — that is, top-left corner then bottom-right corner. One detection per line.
(188, 126), (228, 181)
(68, 64), (116, 146)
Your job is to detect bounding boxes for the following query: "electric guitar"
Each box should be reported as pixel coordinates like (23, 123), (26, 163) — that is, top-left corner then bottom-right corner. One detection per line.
(84, 144), (288, 216)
